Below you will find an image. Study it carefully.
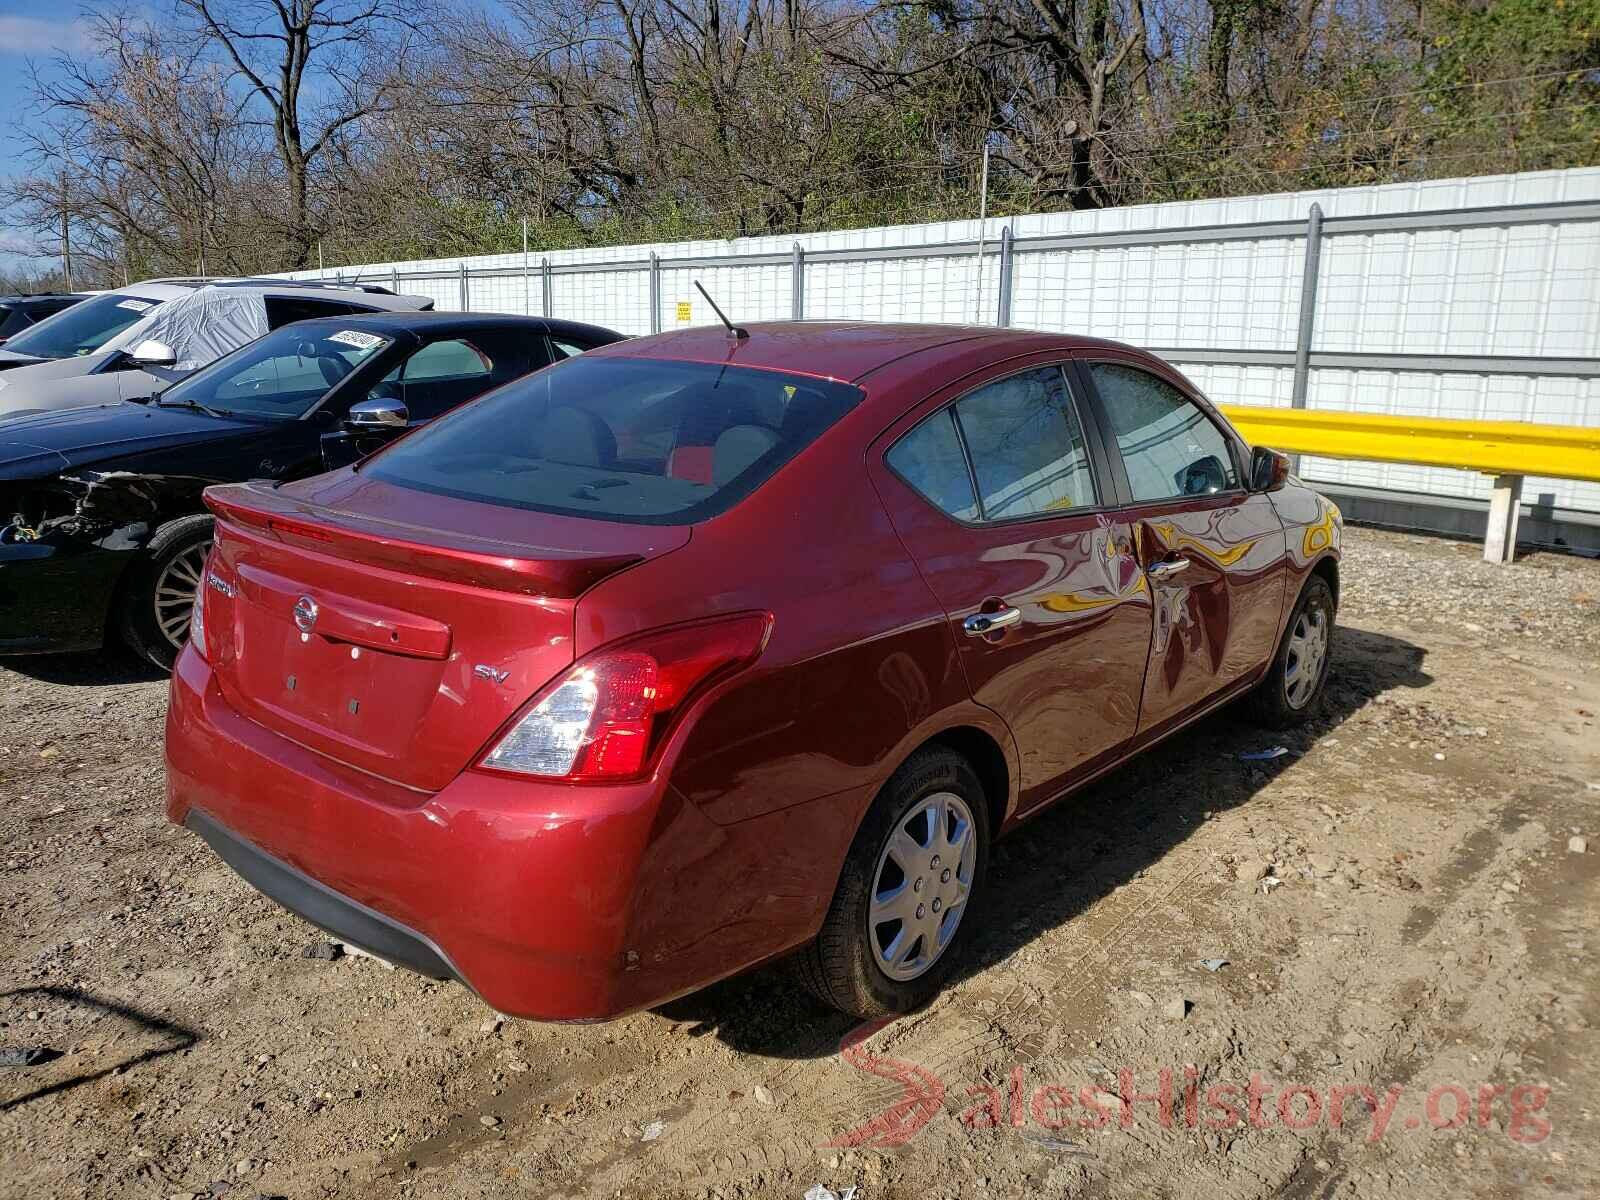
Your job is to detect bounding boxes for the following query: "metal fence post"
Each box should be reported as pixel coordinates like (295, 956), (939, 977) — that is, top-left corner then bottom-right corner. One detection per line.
(542, 258), (552, 317)
(792, 242), (805, 319)
(996, 226), (1014, 327)
(390, 266), (399, 294)
(1291, 205), (1324, 407)
(458, 261), (469, 311)
(1287, 203), (1325, 473)
(649, 252), (661, 334)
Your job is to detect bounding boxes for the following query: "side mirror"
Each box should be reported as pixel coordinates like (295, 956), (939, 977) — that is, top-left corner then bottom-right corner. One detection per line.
(344, 396), (409, 430)
(1250, 446), (1291, 492)
(129, 339), (177, 367)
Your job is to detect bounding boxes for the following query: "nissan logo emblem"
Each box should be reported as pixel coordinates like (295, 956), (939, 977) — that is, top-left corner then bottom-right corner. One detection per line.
(293, 595), (319, 634)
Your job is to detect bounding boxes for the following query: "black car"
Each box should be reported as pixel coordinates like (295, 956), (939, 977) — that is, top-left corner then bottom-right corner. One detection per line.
(0, 311), (623, 668)
(0, 294), (88, 346)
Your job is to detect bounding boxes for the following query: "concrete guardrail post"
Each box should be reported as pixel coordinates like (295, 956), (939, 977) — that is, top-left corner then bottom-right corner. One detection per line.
(1483, 474), (1524, 564)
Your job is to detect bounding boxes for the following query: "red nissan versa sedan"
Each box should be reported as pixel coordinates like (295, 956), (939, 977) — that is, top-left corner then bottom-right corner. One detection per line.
(165, 322), (1341, 1021)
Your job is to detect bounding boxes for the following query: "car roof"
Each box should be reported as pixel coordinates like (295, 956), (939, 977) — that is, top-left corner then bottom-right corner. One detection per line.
(191, 283), (431, 310)
(588, 321), (1136, 383)
(271, 311), (618, 338)
(0, 293), (86, 304)
(107, 281), (204, 303)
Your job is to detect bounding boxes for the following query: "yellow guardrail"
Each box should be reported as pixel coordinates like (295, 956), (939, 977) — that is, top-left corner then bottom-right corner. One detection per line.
(1216, 405), (1600, 563)
(1217, 406), (1600, 483)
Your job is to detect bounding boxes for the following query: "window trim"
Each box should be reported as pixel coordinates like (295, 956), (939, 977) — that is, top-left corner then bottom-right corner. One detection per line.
(882, 361), (1114, 529)
(1072, 355), (1251, 510)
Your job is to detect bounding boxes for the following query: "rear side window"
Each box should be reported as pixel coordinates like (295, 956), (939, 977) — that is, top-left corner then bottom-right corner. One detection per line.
(1089, 363), (1239, 502)
(265, 297), (365, 327)
(886, 411), (978, 521)
(886, 365), (1096, 523)
(367, 356), (863, 524)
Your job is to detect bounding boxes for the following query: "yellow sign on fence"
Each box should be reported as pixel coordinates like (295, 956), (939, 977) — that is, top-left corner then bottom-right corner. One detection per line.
(676, 301), (692, 322)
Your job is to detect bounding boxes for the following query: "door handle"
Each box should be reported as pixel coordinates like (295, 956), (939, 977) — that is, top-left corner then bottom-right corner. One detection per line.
(963, 607), (1022, 637)
(1146, 558), (1191, 581)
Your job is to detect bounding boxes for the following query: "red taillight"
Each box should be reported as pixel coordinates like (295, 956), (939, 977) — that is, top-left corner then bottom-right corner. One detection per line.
(478, 614), (771, 782)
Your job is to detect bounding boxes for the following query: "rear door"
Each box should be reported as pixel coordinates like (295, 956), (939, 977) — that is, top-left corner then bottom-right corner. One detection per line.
(1074, 356), (1287, 736)
(870, 359), (1153, 811)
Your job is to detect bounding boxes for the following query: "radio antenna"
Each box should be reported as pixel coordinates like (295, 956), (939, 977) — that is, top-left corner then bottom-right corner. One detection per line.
(693, 280), (749, 340)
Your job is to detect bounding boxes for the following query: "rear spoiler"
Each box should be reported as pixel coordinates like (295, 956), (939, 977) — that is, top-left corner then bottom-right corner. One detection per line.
(205, 482), (641, 598)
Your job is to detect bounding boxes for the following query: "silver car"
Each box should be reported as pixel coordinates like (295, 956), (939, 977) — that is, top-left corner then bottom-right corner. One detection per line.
(0, 279), (435, 420)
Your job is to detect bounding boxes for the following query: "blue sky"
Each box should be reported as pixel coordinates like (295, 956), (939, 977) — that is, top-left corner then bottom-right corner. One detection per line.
(0, 6), (89, 271)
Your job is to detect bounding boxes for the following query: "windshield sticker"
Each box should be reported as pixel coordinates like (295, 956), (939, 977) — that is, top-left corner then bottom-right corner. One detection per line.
(116, 299), (155, 312)
(327, 329), (385, 352)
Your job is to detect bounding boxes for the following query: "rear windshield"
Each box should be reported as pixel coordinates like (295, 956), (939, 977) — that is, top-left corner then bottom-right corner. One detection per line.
(2, 292), (163, 359)
(367, 356), (863, 524)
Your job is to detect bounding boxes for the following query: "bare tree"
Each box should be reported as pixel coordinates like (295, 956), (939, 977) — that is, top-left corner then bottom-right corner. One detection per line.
(173, 0), (425, 265)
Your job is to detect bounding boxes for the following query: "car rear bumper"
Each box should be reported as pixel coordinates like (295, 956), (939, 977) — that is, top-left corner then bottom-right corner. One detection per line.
(165, 646), (865, 1020)
(183, 807), (459, 982)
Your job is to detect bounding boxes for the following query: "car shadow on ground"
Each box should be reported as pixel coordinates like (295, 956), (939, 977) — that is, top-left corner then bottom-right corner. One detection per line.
(652, 623), (1432, 1060)
(1, 646), (167, 687)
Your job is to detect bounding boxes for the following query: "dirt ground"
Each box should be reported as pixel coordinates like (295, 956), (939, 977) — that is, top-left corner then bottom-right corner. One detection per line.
(2, 525), (1597, 1200)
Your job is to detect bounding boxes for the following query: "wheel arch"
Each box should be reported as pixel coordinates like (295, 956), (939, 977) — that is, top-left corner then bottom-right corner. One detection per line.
(1309, 553), (1339, 609)
(878, 718), (1016, 841)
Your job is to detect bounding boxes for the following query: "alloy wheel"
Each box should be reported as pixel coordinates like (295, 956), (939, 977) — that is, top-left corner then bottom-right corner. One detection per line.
(152, 539), (213, 649)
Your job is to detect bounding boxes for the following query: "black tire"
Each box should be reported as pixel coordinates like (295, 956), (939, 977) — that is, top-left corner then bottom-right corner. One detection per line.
(117, 514), (216, 672)
(1249, 574), (1336, 729)
(798, 747), (991, 1019)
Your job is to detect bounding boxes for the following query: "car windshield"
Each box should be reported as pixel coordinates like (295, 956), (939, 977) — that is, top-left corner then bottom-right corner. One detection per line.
(157, 324), (393, 420)
(366, 356), (864, 524)
(3, 292), (165, 359)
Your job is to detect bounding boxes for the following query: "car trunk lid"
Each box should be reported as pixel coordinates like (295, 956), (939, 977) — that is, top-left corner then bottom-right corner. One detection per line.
(202, 477), (688, 794)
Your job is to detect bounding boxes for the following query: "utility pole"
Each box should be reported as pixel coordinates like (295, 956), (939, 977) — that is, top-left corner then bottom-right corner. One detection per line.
(972, 143), (991, 324)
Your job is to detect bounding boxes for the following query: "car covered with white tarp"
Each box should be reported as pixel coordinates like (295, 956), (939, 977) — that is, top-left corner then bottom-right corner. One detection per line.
(0, 279), (434, 421)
